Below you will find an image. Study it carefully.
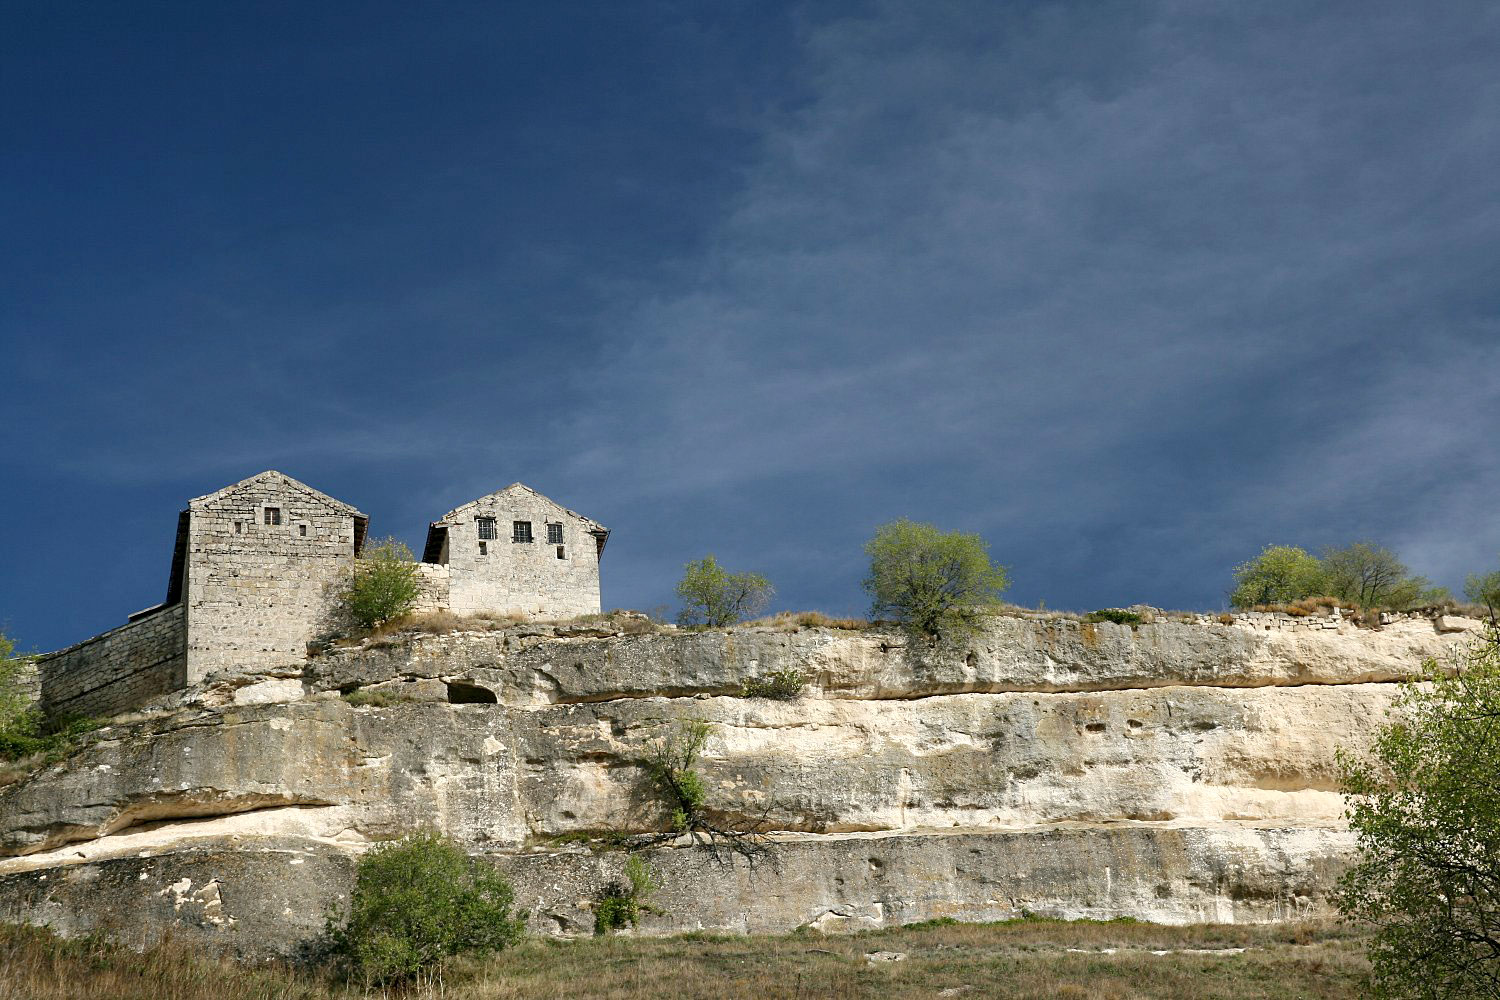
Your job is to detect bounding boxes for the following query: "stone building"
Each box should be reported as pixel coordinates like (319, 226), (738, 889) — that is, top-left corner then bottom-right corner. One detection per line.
(37, 471), (606, 719)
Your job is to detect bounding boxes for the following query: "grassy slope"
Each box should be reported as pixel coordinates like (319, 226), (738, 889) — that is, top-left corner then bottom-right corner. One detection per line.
(0, 919), (1369, 1000)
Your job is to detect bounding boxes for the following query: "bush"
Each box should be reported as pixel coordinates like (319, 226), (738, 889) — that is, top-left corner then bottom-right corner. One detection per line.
(739, 668), (806, 700)
(1083, 609), (1142, 626)
(1229, 545), (1326, 609)
(1336, 631), (1500, 997)
(327, 831), (525, 988)
(1320, 541), (1448, 610)
(0, 633), (99, 764)
(675, 556), (774, 628)
(343, 537), (421, 630)
(594, 855), (658, 934)
(863, 519), (1009, 638)
(1465, 564), (1500, 622)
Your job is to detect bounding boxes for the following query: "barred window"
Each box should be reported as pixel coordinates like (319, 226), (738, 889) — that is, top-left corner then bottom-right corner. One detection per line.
(546, 523), (564, 545)
(477, 517), (497, 540)
(264, 507), (281, 526)
(512, 521), (533, 543)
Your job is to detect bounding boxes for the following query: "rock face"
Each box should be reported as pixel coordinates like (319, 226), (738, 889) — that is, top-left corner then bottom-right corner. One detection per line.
(0, 613), (1485, 957)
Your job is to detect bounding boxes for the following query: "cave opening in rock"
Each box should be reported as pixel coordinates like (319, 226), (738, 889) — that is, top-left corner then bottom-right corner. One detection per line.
(446, 681), (498, 704)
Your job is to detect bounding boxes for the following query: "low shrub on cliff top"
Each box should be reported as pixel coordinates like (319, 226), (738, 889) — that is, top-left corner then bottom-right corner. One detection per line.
(327, 831), (525, 988)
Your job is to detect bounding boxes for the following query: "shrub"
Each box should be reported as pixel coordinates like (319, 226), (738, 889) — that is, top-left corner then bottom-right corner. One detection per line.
(1083, 609), (1142, 626)
(739, 668), (806, 700)
(327, 831), (525, 988)
(675, 556), (774, 628)
(1336, 631), (1500, 997)
(594, 855), (658, 934)
(1465, 564), (1500, 623)
(343, 537), (421, 630)
(1320, 541), (1448, 610)
(1229, 545), (1326, 609)
(863, 519), (1009, 638)
(0, 634), (100, 764)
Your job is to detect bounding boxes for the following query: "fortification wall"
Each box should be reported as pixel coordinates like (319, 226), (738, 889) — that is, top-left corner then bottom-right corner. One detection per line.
(411, 562), (450, 614)
(37, 604), (185, 719)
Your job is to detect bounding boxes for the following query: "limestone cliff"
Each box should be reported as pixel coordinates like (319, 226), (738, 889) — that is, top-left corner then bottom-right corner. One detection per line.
(0, 613), (1485, 957)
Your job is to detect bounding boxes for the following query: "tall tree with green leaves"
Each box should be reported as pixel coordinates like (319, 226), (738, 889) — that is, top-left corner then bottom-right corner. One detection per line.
(1337, 631), (1500, 998)
(863, 519), (1009, 638)
(675, 556), (773, 627)
(1465, 562), (1500, 624)
(1320, 541), (1448, 609)
(1228, 545), (1327, 608)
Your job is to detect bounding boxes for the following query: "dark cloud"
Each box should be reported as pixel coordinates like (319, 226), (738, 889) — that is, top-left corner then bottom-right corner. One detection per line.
(3, 1), (1497, 649)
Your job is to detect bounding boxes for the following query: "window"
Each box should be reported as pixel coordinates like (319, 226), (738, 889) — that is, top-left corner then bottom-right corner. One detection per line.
(546, 523), (564, 545)
(234, 521), (243, 534)
(264, 507), (281, 526)
(477, 517), (497, 540)
(478, 541), (488, 555)
(512, 521), (533, 543)
(556, 545), (566, 559)
(298, 524), (308, 537)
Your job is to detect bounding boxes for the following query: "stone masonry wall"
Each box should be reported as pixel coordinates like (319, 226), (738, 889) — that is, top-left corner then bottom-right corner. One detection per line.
(411, 562), (450, 614)
(184, 475), (357, 682)
(37, 604), (185, 719)
(442, 486), (601, 619)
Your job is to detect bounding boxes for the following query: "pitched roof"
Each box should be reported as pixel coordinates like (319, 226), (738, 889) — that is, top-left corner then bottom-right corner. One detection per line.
(187, 470), (366, 517)
(436, 482), (605, 531)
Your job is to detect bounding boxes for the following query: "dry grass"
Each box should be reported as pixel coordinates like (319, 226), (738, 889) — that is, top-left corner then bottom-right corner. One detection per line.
(0, 918), (1371, 1000)
(741, 611), (872, 631)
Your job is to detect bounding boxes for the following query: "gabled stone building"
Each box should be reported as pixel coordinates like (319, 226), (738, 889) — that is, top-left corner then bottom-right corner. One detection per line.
(37, 471), (606, 719)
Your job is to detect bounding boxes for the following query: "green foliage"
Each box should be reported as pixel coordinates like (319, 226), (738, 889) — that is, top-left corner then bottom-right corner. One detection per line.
(327, 831), (525, 988)
(1465, 564), (1500, 620)
(862, 519), (1010, 638)
(643, 720), (712, 833)
(739, 668), (806, 700)
(675, 556), (774, 628)
(594, 855), (659, 935)
(1229, 545), (1327, 609)
(343, 537), (421, 630)
(1336, 631), (1500, 998)
(1320, 541), (1448, 610)
(1083, 609), (1143, 626)
(0, 633), (100, 764)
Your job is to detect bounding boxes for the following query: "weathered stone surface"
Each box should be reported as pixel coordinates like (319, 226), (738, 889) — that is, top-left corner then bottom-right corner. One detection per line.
(0, 620), (1482, 958)
(0, 824), (1350, 956)
(305, 614), (1474, 705)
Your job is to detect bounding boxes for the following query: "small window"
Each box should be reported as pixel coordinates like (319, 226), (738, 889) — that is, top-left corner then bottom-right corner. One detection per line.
(512, 521), (533, 543)
(234, 521), (243, 534)
(546, 523), (564, 545)
(556, 545), (566, 559)
(477, 517), (497, 540)
(264, 507), (281, 526)
(478, 540), (488, 555)
(298, 524), (308, 537)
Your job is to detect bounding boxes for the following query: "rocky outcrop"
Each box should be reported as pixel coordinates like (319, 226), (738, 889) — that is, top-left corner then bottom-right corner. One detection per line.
(0, 614), (1486, 957)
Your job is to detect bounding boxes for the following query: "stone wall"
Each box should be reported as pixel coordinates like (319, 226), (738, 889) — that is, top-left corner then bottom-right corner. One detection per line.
(37, 604), (185, 719)
(184, 473), (359, 682)
(439, 485), (602, 619)
(411, 562), (450, 614)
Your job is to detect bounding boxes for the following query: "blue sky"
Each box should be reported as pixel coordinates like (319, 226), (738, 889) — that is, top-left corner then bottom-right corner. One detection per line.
(3, 1), (1499, 652)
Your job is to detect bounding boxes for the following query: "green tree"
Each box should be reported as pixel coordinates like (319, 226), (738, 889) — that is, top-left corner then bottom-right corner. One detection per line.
(328, 831), (525, 988)
(863, 519), (1010, 638)
(1465, 563), (1500, 623)
(1337, 631), (1500, 998)
(343, 537), (421, 629)
(1228, 545), (1327, 608)
(1320, 541), (1448, 609)
(675, 556), (773, 628)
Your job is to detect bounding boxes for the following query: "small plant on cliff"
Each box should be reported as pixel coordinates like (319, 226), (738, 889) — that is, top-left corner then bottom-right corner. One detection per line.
(594, 855), (659, 934)
(327, 830), (525, 989)
(675, 556), (774, 628)
(637, 720), (773, 867)
(863, 519), (1009, 639)
(739, 667), (806, 700)
(1336, 628), (1500, 998)
(1083, 609), (1143, 626)
(343, 537), (421, 630)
